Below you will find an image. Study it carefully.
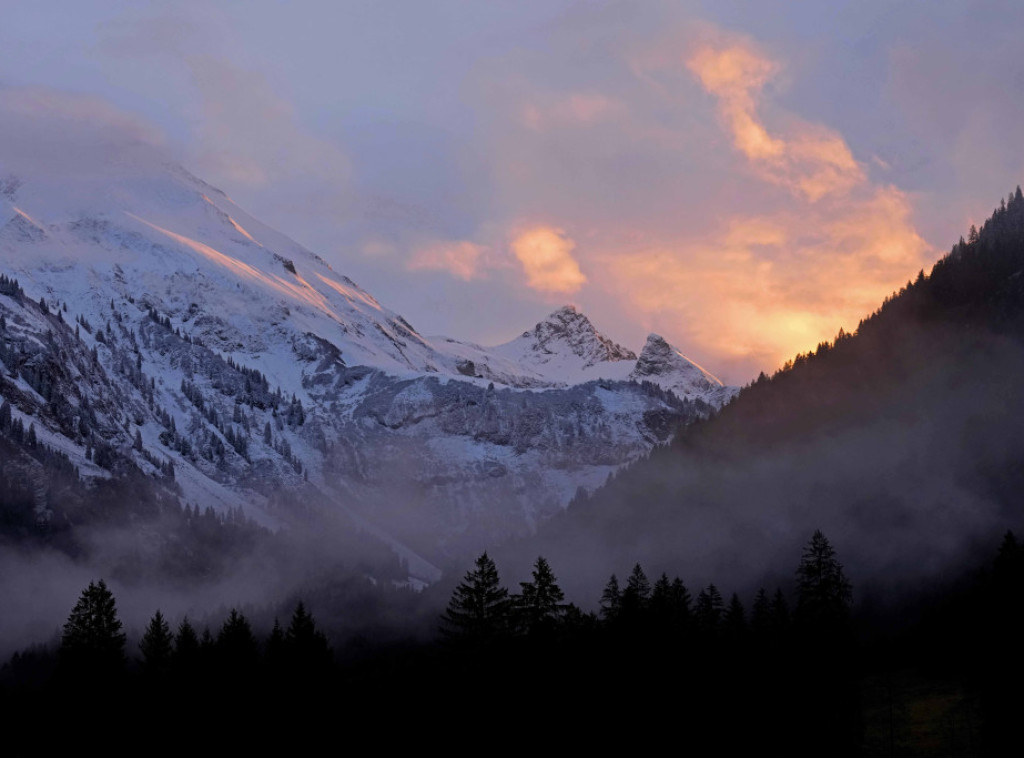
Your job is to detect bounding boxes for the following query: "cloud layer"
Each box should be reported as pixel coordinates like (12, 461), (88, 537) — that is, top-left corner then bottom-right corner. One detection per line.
(4, 3), (999, 381)
(595, 32), (932, 376)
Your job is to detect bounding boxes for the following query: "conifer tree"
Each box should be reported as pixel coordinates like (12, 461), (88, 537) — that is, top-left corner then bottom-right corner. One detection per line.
(600, 574), (621, 621)
(625, 563), (651, 603)
(793, 532), (858, 753)
(650, 573), (673, 623)
(695, 584), (724, 633)
(139, 610), (174, 675)
(795, 530), (852, 630)
(59, 579), (126, 677)
(516, 556), (565, 634)
(216, 608), (259, 673)
(440, 552), (510, 642)
(620, 563), (651, 620)
(174, 616), (200, 670)
(285, 601), (332, 670)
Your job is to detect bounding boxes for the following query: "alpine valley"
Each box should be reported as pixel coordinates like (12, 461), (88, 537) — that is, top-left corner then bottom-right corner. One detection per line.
(0, 148), (736, 589)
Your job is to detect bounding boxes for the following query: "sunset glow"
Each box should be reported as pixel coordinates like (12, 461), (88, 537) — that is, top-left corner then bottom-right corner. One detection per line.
(2, 3), (1007, 382)
(510, 226), (587, 295)
(407, 240), (487, 281)
(129, 213), (338, 318)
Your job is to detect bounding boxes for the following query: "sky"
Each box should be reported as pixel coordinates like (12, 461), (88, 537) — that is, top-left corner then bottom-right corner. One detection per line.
(2, 1), (1023, 383)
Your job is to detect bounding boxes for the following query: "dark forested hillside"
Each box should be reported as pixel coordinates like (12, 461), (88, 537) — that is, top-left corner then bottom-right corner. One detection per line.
(515, 188), (1024, 602)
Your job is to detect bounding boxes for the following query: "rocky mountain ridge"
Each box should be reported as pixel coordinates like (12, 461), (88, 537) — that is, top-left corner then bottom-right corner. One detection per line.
(0, 155), (735, 578)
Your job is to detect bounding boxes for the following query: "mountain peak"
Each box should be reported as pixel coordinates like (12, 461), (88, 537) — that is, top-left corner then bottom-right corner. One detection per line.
(630, 333), (729, 399)
(523, 305), (636, 368)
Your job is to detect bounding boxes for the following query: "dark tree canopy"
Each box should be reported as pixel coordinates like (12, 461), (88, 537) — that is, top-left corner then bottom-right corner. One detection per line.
(139, 610), (174, 674)
(795, 530), (853, 629)
(516, 556), (565, 634)
(724, 593), (747, 638)
(599, 574), (621, 621)
(173, 616), (201, 669)
(59, 579), (126, 676)
(441, 552), (510, 642)
(624, 563), (651, 603)
(217, 608), (259, 672)
(284, 601), (332, 670)
(695, 584), (724, 633)
(266, 618), (285, 665)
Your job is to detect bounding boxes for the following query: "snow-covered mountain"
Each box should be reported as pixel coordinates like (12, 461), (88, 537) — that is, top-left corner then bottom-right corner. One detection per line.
(630, 334), (736, 405)
(0, 152), (735, 577)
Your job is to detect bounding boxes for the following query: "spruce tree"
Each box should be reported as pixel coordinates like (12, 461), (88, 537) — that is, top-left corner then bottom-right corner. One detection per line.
(625, 563), (651, 603)
(620, 563), (651, 621)
(59, 579), (126, 677)
(516, 556), (565, 634)
(139, 610), (174, 675)
(795, 530), (852, 630)
(651, 573), (672, 610)
(793, 532), (858, 753)
(216, 609), (259, 674)
(174, 616), (201, 671)
(285, 601), (332, 671)
(695, 584), (724, 634)
(600, 574), (621, 621)
(440, 552), (510, 642)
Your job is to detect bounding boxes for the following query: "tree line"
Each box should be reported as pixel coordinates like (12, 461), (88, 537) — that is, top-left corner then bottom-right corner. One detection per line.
(441, 529), (853, 644)
(2, 528), (1021, 754)
(51, 580), (331, 689)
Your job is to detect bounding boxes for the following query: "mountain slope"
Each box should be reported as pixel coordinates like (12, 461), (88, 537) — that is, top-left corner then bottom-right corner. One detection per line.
(511, 188), (1024, 602)
(0, 154), (731, 572)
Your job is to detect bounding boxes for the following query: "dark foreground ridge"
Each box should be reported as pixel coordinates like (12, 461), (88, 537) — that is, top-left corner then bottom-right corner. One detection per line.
(2, 529), (1022, 755)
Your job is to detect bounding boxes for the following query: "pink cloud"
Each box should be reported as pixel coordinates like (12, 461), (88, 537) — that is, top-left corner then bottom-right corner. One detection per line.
(407, 240), (488, 281)
(687, 36), (864, 202)
(510, 226), (586, 294)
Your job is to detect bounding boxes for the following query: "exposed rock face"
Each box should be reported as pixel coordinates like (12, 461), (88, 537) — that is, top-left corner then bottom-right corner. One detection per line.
(519, 305), (637, 367)
(630, 334), (737, 405)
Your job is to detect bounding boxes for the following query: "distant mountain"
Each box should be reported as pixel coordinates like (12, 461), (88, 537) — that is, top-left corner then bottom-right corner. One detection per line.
(491, 305), (637, 378)
(513, 188), (1024, 603)
(629, 333), (734, 405)
(0, 152), (733, 579)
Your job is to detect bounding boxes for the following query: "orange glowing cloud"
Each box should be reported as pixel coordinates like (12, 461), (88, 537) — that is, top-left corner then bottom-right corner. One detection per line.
(600, 184), (930, 377)
(407, 240), (487, 281)
(687, 39), (864, 202)
(511, 226), (587, 294)
(546, 29), (934, 380)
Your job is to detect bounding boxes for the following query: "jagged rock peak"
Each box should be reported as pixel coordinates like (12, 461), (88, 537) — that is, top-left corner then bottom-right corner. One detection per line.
(524, 305), (636, 367)
(632, 333), (724, 390)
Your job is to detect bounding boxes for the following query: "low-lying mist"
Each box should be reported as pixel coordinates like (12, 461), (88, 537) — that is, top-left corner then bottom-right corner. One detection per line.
(9, 276), (1024, 661)
(500, 321), (1024, 608)
(0, 492), (435, 662)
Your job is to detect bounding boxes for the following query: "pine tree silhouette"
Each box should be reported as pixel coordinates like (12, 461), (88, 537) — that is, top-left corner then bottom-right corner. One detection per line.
(516, 556), (565, 634)
(59, 579), (126, 679)
(795, 530), (852, 630)
(139, 610), (174, 675)
(440, 552), (510, 642)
